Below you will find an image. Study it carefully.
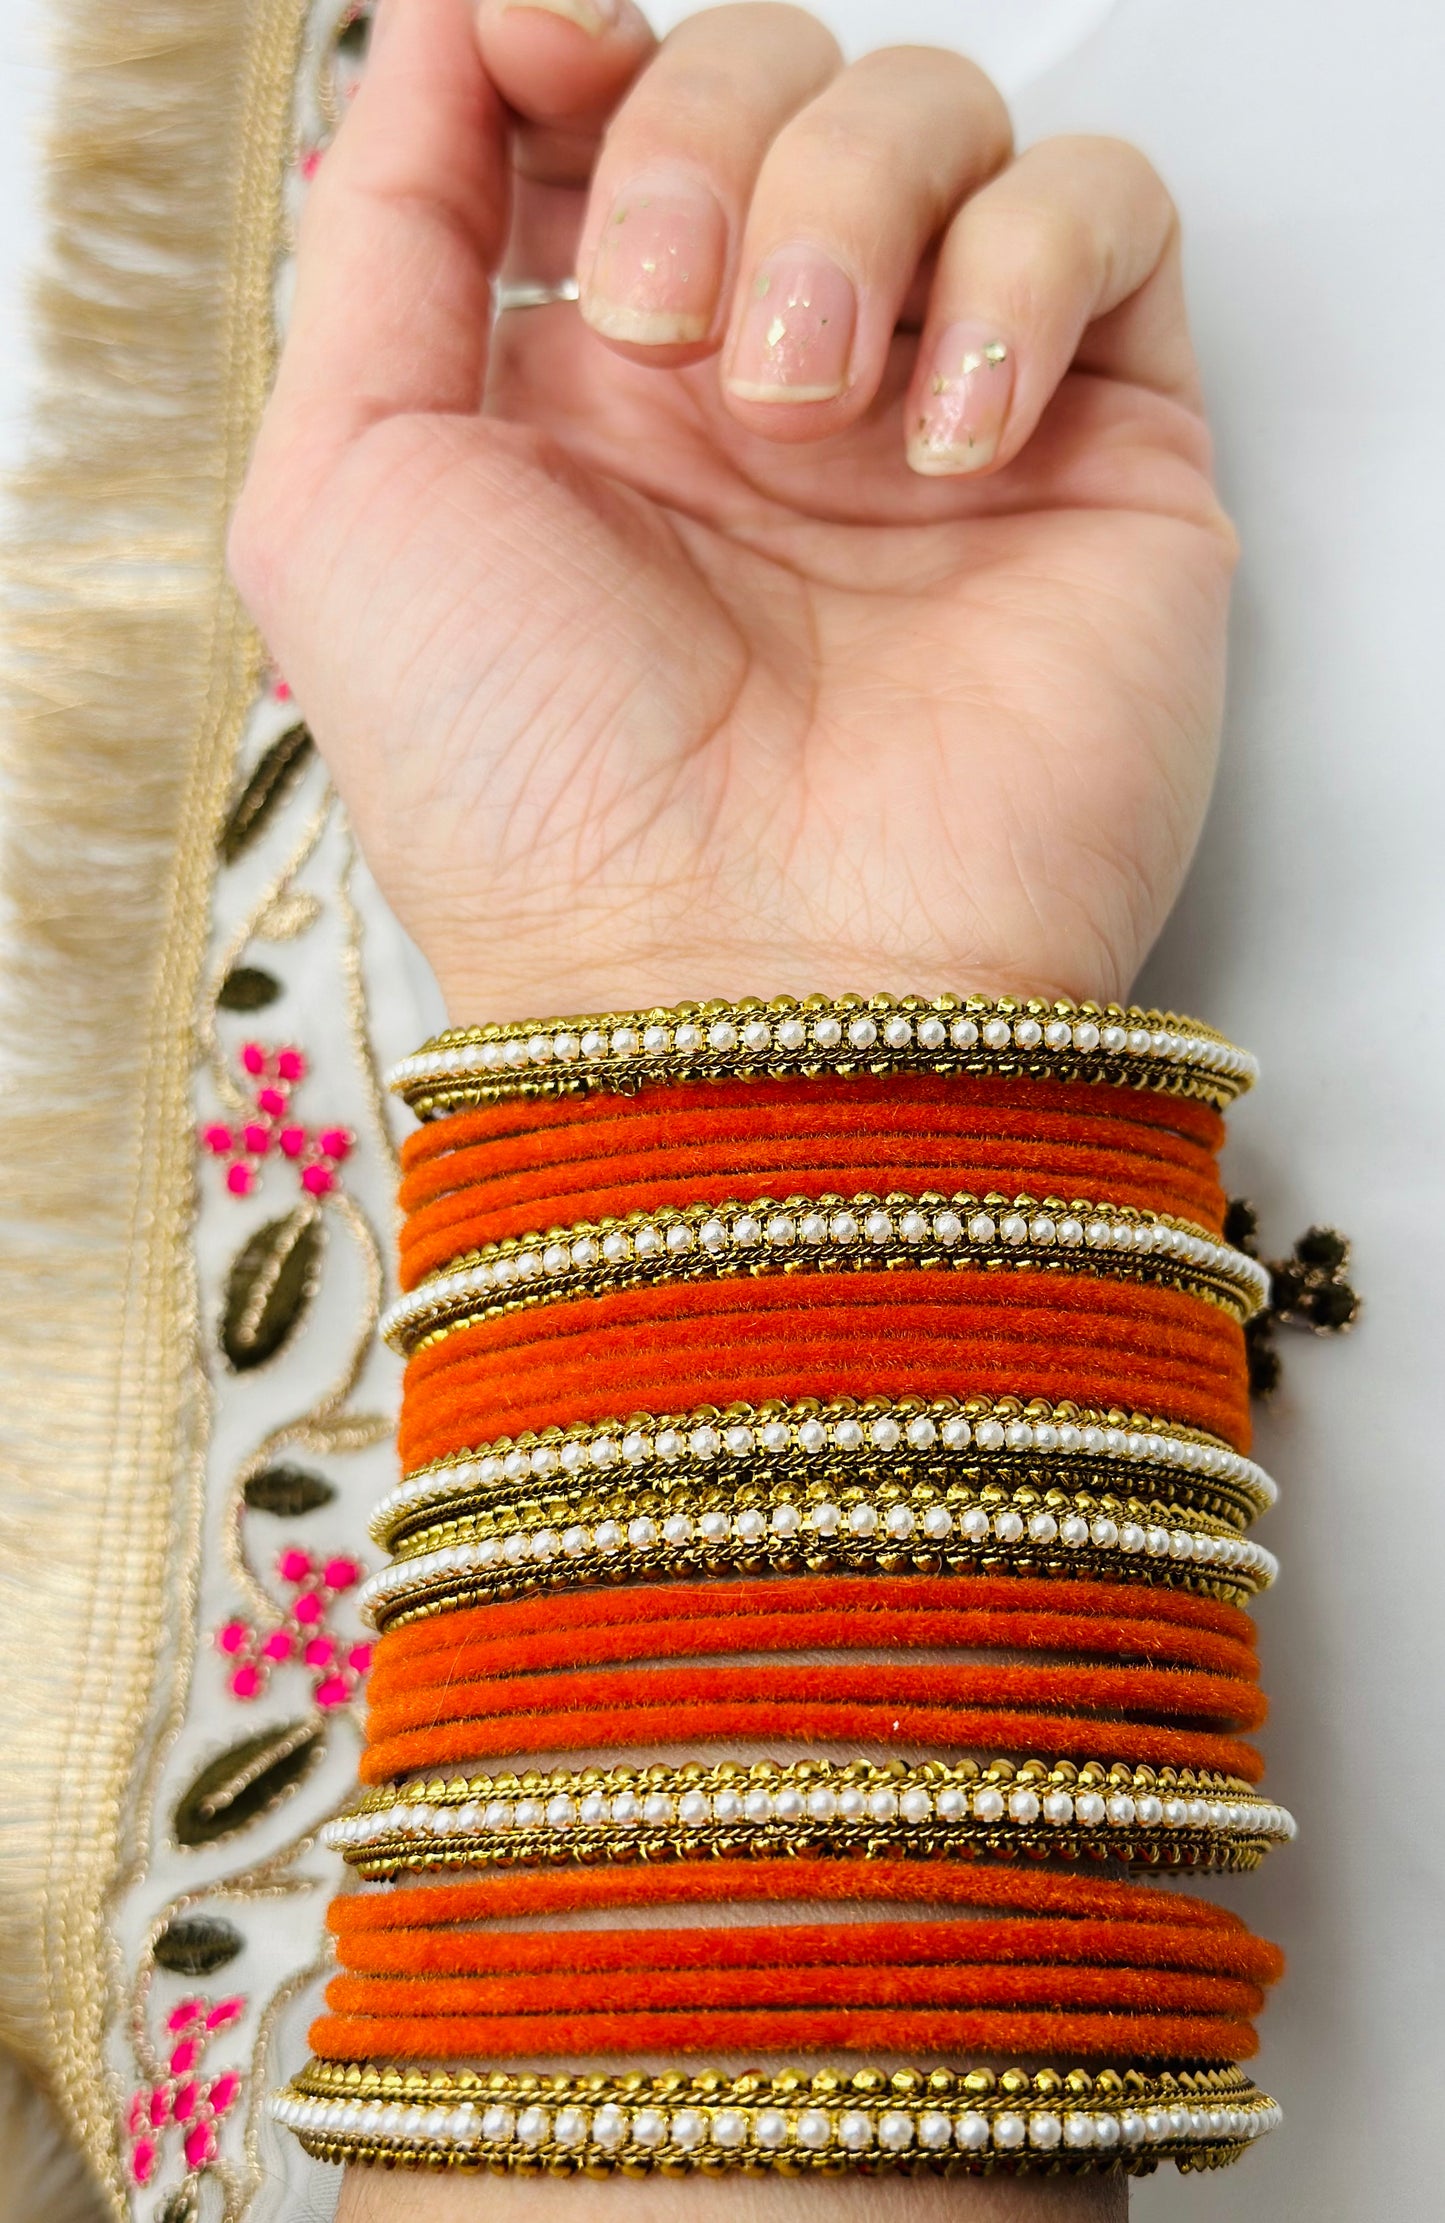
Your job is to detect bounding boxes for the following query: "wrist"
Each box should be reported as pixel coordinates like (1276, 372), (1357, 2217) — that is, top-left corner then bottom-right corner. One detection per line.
(431, 952), (1123, 1032)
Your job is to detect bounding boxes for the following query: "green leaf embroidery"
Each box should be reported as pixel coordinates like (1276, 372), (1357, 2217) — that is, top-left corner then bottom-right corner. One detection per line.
(217, 964), (282, 1011)
(153, 1913), (245, 1975)
(242, 1462), (337, 1516)
(221, 1207), (322, 1372)
(174, 1720), (324, 1848)
(217, 723), (313, 864)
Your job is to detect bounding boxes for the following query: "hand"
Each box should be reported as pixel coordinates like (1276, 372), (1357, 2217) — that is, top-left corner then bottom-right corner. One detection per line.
(230, 0), (1235, 1025)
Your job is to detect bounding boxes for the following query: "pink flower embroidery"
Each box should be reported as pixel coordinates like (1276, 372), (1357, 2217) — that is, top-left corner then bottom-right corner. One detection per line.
(126, 1995), (245, 2185)
(216, 1546), (371, 1709)
(201, 1043), (352, 1199)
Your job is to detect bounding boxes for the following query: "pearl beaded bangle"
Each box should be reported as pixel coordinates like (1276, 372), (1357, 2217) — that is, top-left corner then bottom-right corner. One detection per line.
(274, 2061), (1279, 2174)
(327, 1754), (1295, 1878)
(389, 992), (1257, 1118)
(359, 1475), (1276, 1630)
(381, 1188), (1269, 1356)
(373, 1394), (1275, 1550)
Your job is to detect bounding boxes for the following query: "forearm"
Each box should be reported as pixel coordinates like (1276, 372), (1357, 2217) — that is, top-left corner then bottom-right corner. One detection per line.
(340, 2158), (1126, 2221)
(237, 7), (1276, 2218)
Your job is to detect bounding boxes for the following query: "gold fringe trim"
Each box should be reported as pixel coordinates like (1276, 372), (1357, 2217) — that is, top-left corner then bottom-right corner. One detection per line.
(0, 0), (305, 2205)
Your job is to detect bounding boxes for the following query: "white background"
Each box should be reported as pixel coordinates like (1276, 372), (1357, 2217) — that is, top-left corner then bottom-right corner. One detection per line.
(2, 2), (1442, 2218)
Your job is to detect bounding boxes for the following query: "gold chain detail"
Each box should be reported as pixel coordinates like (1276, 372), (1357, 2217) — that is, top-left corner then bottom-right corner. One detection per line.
(330, 1753), (1291, 1879)
(384, 1188), (1268, 1356)
(277, 2057), (1277, 2174)
(388, 992), (1256, 1116)
(359, 1475), (1275, 1630)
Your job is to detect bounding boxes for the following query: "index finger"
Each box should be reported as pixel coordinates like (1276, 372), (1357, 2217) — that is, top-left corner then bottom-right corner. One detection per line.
(248, 0), (508, 529)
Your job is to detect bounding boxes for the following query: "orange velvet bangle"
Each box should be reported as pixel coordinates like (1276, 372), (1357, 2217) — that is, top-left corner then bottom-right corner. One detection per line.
(325, 1854), (1260, 1934)
(334, 1914), (1282, 1985)
(365, 1582), (1259, 1707)
(367, 1651), (1262, 1735)
(326, 1963), (1265, 2021)
(374, 1574), (1258, 1680)
(310, 2004), (1260, 2063)
(399, 1273), (1251, 1469)
(362, 1699), (1262, 1785)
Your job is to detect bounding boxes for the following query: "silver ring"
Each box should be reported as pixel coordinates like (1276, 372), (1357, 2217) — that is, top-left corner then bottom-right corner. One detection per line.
(495, 276), (580, 314)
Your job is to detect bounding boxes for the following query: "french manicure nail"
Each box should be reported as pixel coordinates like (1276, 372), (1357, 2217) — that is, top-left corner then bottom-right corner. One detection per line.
(908, 321), (1014, 473)
(726, 247), (857, 403)
(500, 0), (621, 36)
(581, 169), (727, 345)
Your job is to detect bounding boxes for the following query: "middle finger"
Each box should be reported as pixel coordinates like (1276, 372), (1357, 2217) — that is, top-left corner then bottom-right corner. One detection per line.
(576, 4), (843, 352)
(722, 45), (1014, 435)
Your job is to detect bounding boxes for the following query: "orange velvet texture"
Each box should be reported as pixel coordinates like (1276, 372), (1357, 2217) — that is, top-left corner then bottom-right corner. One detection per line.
(400, 1273), (1252, 1468)
(315, 1859), (1282, 2063)
(363, 1697), (1262, 1785)
(324, 1071), (1275, 2073)
(326, 1855), (1262, 1933)
(365, 1579), (1260, 1708)
(398, 1075), (1228, 1287)
(381, 1573), (1255, 1660)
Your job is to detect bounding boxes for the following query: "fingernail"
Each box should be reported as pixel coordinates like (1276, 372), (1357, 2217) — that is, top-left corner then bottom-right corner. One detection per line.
(908, 322), (1014, 473)
(581, 168), (727, 345)
(499, 0), (621, 35)
(726, 247), (856, 403)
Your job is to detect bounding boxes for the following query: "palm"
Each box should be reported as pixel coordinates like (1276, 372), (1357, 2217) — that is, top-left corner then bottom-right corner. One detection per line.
(308, 307), (1232, 1020)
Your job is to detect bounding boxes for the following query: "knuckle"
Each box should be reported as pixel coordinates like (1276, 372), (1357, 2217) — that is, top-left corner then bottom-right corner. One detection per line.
(602, 61), (743, 159)
(871, 45), (1013, 154)
(774, 105), (889, 186)
(226, 452), (295, 624)
(994, 196), (1097, 282)
(1055, 132), (1178, 226)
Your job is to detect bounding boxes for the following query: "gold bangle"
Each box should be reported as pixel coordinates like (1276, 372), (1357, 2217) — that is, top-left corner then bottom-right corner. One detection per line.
(374, 1394), (1275, 1552)
(327, 1755), (1294, 1879)
(274, 2058), (1279, 2173)
(358, 1475), (1276, 1630)
(387, 992), (1257, 1118)
(382, 1189), (1269, 1356)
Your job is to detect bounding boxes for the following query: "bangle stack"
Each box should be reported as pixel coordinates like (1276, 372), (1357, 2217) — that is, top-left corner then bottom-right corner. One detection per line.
(276, 994), (1288, 2178)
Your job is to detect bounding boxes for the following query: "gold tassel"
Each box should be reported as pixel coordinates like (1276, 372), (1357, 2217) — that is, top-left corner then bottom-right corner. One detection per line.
(0, 0), (304, 2204)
